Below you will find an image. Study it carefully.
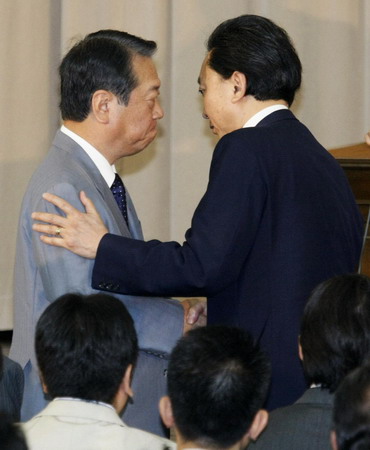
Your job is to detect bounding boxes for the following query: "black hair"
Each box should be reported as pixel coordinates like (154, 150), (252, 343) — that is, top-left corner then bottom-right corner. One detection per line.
(0, 413), (28, 450)
(35, 293), (138, 404)
(300, 274), (370, 392)
(333, 365), (370, 450)
(59, 29), (157, 121)
(207, 15), (302, 106)
(167, 326), (270, 448)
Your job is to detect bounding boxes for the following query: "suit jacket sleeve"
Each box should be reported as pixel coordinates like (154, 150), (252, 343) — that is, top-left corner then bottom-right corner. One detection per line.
(32, 182), (98, 302)
(92, 133), (266, 297)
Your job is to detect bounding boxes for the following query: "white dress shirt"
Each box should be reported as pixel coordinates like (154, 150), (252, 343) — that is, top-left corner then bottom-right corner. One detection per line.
(61, 125), (116, 187)
(243, 104), (288, 128)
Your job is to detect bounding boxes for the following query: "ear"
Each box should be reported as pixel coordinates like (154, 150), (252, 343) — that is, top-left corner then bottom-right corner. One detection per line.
(245, 409), (268, 443)
(122, 364), (134, 399)
(159, 396), (175, 429)
(39, 372), (48, 394)
(230, 71), (247, 103)
(298, 336), (304, 361)
(112, 364), (134, 413)
(91, 90), (116, 124)
(330, 431), (338, 450)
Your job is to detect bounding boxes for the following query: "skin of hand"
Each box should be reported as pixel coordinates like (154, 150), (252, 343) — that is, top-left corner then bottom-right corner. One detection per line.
(31, 191), (108, 259)
(366, 132), (370, 146)
(182, 299), (207, 332)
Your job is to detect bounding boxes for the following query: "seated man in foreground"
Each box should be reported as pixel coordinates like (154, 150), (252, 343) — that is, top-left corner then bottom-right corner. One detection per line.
(0, 346), (24, 422)
(160, 326), (270, 449)
(252, 273), (370, 450)
(21, 292), (175, 450)
(331, 364), (370, 450)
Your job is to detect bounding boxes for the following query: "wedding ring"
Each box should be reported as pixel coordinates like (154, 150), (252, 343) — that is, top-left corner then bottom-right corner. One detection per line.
(55, 227), (62, 238)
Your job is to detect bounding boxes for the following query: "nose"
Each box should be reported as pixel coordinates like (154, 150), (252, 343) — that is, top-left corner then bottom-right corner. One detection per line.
(202, 112), (209, 119)
(154, 99), (164, 120)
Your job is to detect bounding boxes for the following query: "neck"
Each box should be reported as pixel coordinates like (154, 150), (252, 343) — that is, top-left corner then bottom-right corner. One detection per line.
(177, 435), (246, 450)
(63, 120), (116, 164)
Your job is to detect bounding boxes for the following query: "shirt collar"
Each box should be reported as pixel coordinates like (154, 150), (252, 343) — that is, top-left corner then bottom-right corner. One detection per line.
(61, 125), (116, 187)
(54, 397), (115, 411)
(243, 104), (288, 128)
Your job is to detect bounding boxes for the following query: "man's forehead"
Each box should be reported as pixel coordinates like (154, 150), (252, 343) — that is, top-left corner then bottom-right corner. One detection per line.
(198, 55), (210, 85)
(132, 55), (161, 89)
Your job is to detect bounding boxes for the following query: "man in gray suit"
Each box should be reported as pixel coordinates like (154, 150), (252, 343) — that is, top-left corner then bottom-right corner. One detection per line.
(9, 29), (185, 435)
(251, 273), (370, 450)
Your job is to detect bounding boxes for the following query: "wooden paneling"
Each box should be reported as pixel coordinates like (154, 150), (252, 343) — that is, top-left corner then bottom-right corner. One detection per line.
(329, 143), (370, 275)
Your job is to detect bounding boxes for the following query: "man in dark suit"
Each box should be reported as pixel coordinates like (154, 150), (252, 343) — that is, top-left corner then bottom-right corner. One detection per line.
(32, 15), (363, 409)
(252, 273), (370, 450)
(0, 347), (24, 422)
(10, 30), (185, 435)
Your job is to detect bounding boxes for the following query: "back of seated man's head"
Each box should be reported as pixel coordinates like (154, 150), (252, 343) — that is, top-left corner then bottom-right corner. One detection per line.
(332, 365), (370, 450)
(300, 273), (370, 392)
(160, 326), (270, 449)
(35, 293), (138, 408)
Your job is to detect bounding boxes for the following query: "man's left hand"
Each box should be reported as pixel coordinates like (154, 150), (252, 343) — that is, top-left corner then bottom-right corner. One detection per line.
(32, 191), (108, 259)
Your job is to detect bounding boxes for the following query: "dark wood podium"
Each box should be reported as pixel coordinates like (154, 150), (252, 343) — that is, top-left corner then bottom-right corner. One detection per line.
(329, 142), (370, 275)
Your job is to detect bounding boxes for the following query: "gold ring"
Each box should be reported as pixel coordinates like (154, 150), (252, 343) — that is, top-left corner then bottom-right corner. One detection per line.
(55, 227), (62, 237)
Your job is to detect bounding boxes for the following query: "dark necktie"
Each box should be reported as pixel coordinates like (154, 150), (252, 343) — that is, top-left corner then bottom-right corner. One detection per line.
(110, 173), (129, 227)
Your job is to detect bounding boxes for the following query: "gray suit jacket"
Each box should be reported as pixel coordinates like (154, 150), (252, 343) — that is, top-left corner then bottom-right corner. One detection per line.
(0, 356), (24, 421)
(9, 130), (183, 422)
(251, 388), (333, 450)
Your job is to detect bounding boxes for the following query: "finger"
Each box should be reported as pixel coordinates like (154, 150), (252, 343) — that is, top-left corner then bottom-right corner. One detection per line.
(42, 192), (80, 216)
(186, 308), (198, 325)
(80, 191), (100, 215)
(32, 223), (64, 235)
(31, 212), (67, 227)
(39, 234), (69, 249)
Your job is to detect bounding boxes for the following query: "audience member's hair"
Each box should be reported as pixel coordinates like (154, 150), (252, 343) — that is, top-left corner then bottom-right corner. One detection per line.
(167, 326), (270, 448)
(35, 293), (138, 404)
(206, 14), (302, 106)
(333, 365), (370, 450)
(300, 274), (370, 392)
(59, 29), (157, 121)
(0, 412), (28, 450)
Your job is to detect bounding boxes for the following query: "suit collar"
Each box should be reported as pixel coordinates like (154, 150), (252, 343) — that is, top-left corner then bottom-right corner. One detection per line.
(256, 108), (297, 127)
(34, 398), (125, 427)
(295, 387), (334, 406)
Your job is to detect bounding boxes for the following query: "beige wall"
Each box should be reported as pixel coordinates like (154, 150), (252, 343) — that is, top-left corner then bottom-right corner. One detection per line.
(1, 0), (369, 328)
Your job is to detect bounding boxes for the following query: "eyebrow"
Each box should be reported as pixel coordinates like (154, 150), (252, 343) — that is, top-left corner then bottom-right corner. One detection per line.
(197, 76), (201, 85)
(147, 84), (161, 94)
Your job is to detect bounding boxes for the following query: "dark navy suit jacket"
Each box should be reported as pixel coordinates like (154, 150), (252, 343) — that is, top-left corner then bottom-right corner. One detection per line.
(92, 110), (363, 409)
(0, 356), (24, 421)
